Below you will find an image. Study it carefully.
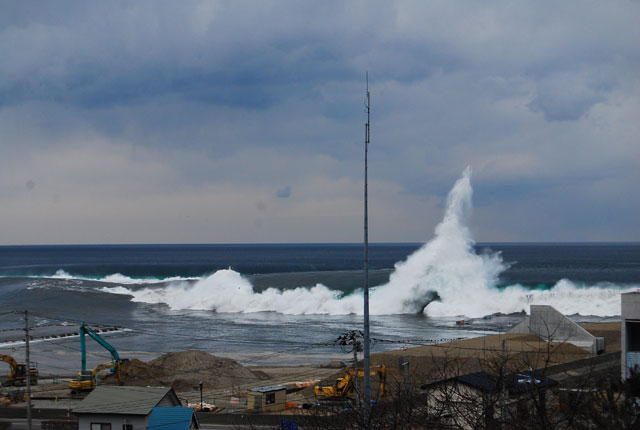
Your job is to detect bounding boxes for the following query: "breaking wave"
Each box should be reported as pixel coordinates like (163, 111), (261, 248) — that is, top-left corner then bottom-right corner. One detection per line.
(49, 270), (200, 284)
(101, 167), (639, 317)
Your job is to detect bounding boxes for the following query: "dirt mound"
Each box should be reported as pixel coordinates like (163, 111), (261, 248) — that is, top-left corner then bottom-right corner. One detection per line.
(118, 358), (158, 382)
(320, 360), (346, 369)
(107, 350), (267, 391)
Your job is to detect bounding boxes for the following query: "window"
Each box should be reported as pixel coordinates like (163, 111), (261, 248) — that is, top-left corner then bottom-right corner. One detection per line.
(90, 424), (111, 430)
(627, 321), (640, 351)
(266, 392), (276, 404)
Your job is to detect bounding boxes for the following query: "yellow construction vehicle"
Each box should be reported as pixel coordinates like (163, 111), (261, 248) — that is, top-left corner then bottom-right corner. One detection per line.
(68, 322), (126, 394)
(314, 365), (386, 399)
(1, 389), (27, 406)
(0, 353), (38, 386)
(69, 361), (121, 393)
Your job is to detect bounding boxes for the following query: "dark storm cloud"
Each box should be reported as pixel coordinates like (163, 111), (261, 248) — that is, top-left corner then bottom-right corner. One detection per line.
(0, 1), (638, 244)
(0, 1), (473, 113)
(527, 70), (617, 122)
(1, 1), (357, 109)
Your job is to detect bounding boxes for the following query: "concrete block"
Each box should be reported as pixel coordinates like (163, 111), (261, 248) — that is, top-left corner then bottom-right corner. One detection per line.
(509, 305), (603, 354)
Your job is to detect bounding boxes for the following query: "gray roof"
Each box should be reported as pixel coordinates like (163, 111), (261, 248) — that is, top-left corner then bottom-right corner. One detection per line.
(72, 386), (180, 415)
(248, 385), (287, 393)
(422, 371), (557, 396)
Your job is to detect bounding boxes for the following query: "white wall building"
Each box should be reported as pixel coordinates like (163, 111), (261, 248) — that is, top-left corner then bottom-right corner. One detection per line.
(621, 292), (640, 379)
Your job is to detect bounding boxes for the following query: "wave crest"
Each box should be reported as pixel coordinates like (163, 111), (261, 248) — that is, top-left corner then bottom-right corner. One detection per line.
(44, 270), (199, 284)
(101, 167), (639, 317)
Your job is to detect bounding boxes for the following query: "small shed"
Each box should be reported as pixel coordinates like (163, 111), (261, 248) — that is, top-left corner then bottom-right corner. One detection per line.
(246, 385), (287, 412)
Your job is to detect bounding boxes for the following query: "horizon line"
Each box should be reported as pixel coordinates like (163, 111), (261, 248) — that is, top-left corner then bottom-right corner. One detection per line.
(1, 241), (639, 247)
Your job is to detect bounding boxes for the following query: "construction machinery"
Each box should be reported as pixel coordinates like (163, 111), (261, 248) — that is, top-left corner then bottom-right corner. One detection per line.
(0, 353), (38, 386)
(314, 365), (386, 399)
(69, 322), (126, 393)
(69, 361), (121, 393)
(1, 388), (26, 406)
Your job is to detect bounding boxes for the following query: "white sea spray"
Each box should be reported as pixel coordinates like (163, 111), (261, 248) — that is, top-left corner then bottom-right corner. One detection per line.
(100, 167), (639, 317)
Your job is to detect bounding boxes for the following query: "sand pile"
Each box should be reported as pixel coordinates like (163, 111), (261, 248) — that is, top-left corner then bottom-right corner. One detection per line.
(107, 350), (267, 391)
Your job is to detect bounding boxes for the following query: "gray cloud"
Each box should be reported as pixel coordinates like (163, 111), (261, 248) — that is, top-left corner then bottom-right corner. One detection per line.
(527, 69), (617, 121)
(276, 186), (292, 198)
(0, 1), (638, 244)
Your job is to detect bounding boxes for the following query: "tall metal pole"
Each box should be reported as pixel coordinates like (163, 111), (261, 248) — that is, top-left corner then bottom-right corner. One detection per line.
(363, 73), (371, 417)
(352, 344), (360, 405)
(25, 310), (32, 430)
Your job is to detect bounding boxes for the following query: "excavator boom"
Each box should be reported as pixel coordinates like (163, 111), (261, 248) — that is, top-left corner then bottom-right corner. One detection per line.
(70, 323), (125, 393)
(79, 322), (120, 372)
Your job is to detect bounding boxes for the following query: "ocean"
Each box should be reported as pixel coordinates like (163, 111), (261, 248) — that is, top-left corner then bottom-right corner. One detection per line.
(0, 242), (637, 373)
(0, 170), (638, 373)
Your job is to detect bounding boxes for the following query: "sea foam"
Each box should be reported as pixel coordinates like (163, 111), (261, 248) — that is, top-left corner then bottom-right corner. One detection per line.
(102, 167), (639, 317)
(50, 270), (200, 284)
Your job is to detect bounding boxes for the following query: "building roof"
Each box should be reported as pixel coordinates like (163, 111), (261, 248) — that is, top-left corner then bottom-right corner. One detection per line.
(248, 385), (287, 393)
(457, 371), (558, 395)
(423, 371), (557, 396)
(72, 386), (180, 415)
(148, 407), (199, 430)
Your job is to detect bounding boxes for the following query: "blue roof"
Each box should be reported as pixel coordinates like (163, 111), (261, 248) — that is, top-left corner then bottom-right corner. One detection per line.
(148, 407), (198, 430)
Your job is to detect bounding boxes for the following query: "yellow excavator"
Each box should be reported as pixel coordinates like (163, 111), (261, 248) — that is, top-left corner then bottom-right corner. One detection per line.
(0, 353), (38, 386)
(0, 389), (27, 406)
(69, 361), (121, 393)
(314, 365), (386, 399)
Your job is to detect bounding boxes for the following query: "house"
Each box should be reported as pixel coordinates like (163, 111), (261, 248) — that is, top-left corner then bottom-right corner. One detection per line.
(148, 407), (199, 430)
(422, 370), (558, 428)
(246, 385), (287, 412)
(622, 292), (640, 379)
(72, 386), (182, 430)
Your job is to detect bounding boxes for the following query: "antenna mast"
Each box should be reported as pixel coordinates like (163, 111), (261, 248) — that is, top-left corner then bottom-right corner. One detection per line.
(363, 72), (371, 418)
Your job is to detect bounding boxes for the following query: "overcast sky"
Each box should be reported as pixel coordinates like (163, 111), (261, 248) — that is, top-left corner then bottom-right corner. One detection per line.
(1, 1), (638, 245)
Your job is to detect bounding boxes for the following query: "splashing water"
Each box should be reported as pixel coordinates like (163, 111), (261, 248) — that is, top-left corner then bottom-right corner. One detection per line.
(368, 167), (507, 316)
(102, 167), (638, 316)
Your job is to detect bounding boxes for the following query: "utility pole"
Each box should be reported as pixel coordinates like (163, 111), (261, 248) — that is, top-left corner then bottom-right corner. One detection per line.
(25, 310), (32, 430)
(336, 331), (363, 404)
(363, 72), (372, 419)
(500, 339), (507, 430)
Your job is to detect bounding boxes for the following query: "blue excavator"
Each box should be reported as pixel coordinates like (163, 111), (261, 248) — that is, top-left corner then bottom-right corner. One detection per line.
(69, 323), (127, 393)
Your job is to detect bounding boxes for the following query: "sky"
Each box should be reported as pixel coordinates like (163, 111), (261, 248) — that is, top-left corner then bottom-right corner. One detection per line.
(1, 1), (638, 245)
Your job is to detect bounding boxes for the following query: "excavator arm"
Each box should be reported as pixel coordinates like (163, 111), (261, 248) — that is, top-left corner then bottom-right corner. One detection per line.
(0, 354), (19, 378)
(69, 360), (122, 393)
(80, 322), (120, 372)
(71, 323), (124, 393)
(1, 353), (38, 386)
